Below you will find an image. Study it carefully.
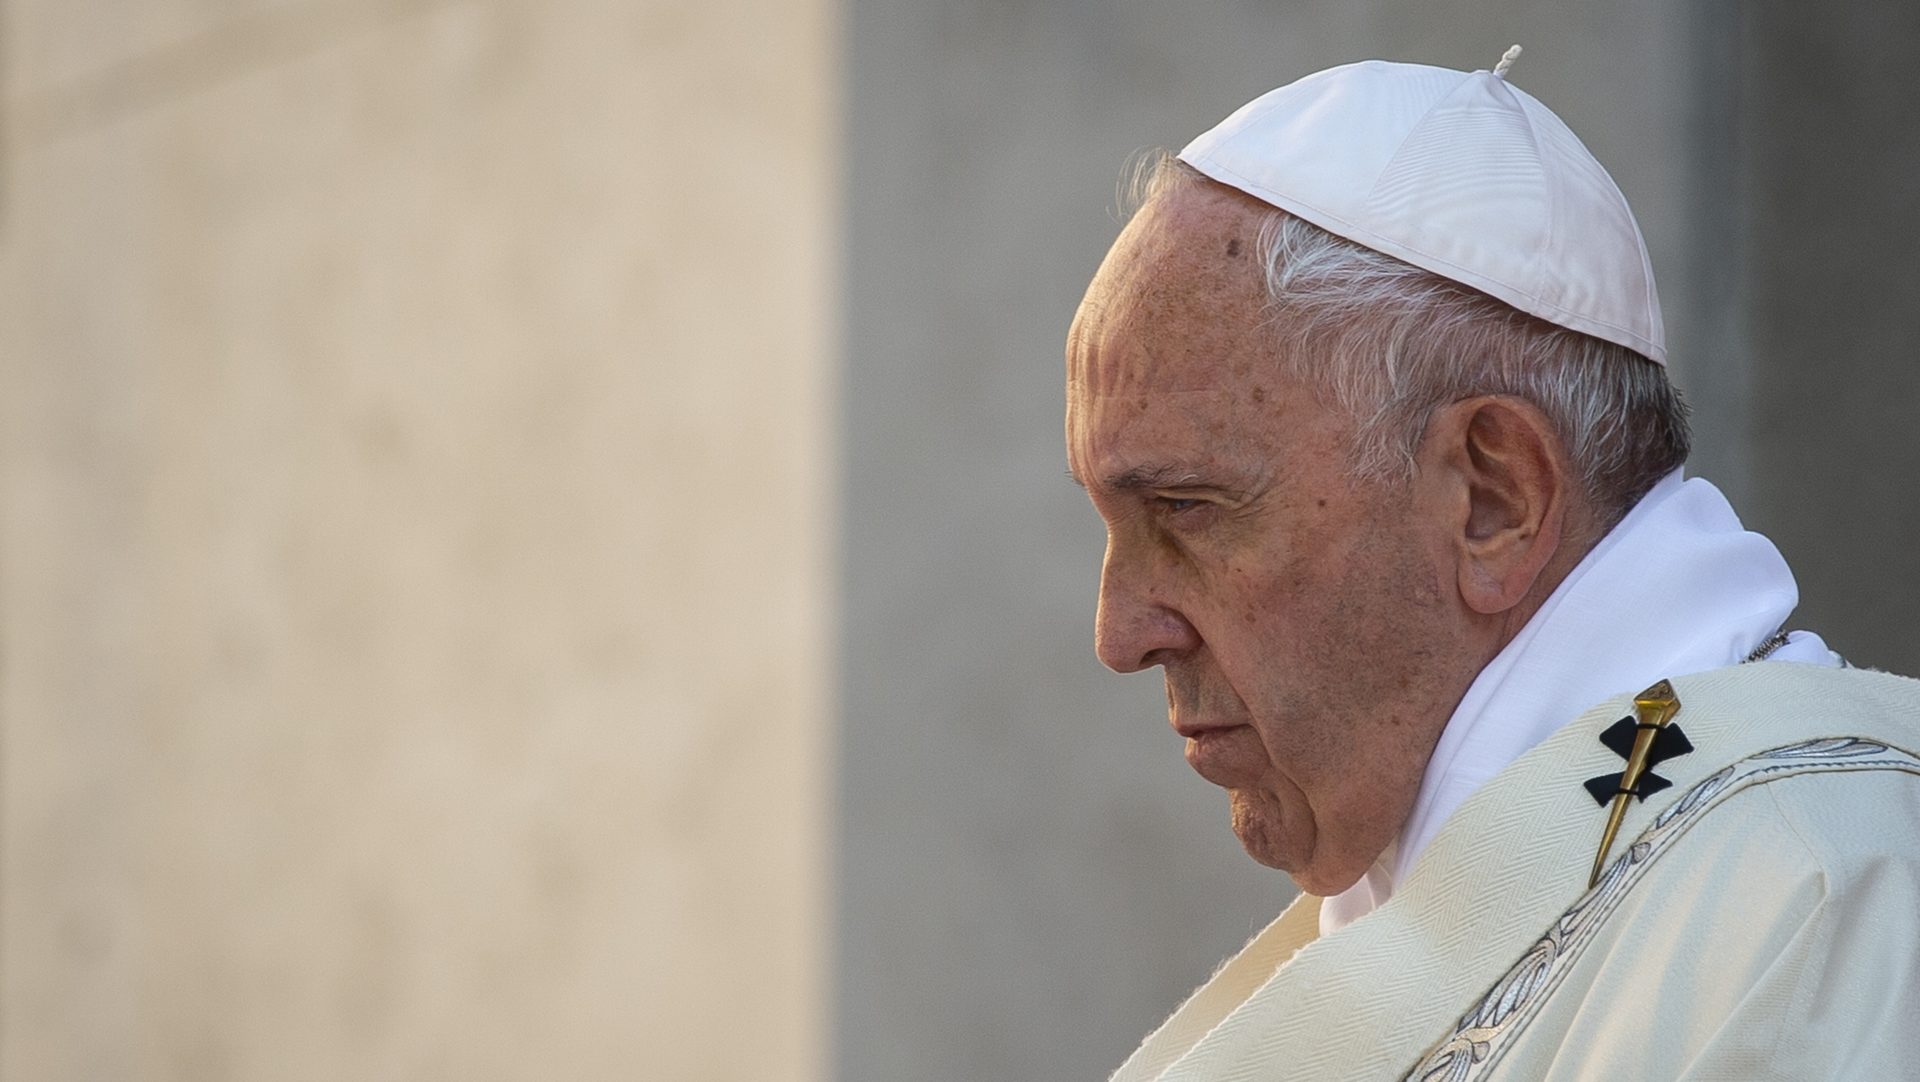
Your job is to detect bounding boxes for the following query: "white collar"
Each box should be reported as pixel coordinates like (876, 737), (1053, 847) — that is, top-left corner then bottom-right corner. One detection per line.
(1320, 470), (1835, 934)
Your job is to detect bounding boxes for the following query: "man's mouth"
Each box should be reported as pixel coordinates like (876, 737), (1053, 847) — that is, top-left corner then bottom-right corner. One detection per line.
(1181, 724), (1256, 782)
(1172, 718), (1241, 740)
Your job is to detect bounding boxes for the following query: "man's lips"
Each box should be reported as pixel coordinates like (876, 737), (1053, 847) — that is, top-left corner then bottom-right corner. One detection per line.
(1173, 720), (1247, 740)
(1177, 722), (1256, 783)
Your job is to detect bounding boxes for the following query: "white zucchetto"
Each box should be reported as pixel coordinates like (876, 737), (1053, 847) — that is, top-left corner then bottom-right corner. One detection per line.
(1178, 50), (1666, 363)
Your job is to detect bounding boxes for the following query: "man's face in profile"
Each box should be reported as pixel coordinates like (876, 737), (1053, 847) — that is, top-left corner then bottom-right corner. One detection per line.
(1065, 180), (1474, 895)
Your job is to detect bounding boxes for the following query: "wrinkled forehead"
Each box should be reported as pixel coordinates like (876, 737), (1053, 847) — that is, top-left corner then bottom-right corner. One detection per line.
(1067, 180), (1276, 398)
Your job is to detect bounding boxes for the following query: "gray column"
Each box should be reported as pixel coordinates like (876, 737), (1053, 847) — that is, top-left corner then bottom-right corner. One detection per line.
(1737, 1), (1920, 675)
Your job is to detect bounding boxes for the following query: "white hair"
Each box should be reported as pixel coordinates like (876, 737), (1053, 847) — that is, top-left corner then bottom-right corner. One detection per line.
(1133, 155), (1690, 524)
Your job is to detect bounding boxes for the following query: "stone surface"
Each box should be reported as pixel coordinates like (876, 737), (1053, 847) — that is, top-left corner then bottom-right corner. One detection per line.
(0, 0), (837, 1078)
(2, 0), (401, 103)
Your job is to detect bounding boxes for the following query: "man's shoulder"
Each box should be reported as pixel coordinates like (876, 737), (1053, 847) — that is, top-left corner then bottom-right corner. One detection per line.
(1498, 675), (1920, 1081)
(1648, 744), (1920, 887)
(1513, 660), (1920, 941)
(1677, 659), (1920, 748)
(1759, 761), (1920, 881)
(1634, 661), (1920, 905)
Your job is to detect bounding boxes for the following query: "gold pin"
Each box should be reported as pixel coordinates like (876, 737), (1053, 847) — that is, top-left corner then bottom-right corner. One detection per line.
(1588, 679), (1682, 888)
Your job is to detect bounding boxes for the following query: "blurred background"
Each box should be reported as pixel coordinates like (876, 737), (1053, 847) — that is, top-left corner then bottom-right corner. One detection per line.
(1, 0), (1913, 1079)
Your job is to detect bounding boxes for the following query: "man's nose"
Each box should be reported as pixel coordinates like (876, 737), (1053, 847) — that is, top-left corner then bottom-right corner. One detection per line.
(1094, 543), (1200, 673)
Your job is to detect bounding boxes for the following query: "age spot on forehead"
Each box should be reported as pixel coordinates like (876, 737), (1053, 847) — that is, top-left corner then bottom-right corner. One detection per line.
(1251, 385), (1267, 403)
(1226, 238), (1242, 257)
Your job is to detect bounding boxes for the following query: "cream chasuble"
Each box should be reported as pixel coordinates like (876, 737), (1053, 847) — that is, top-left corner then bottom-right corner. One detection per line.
(1111, 662), (1920, 1081)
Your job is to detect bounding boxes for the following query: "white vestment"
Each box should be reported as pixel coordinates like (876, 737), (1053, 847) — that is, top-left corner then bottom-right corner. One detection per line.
(1110, 663), (1920, 1080)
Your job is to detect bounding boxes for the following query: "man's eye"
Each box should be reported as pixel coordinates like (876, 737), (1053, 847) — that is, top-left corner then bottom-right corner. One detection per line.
(1156, 496), (1204, 514)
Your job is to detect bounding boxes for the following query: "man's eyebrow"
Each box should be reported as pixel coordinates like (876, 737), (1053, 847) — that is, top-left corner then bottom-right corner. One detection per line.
(1068, 463), (1209, 491)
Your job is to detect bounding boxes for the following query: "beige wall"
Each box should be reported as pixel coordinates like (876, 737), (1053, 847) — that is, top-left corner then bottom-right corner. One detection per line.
(0, 1), (838, 1078)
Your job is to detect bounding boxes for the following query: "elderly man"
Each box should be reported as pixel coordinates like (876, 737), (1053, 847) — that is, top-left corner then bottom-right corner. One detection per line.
(1069, 53), (1920, 1079)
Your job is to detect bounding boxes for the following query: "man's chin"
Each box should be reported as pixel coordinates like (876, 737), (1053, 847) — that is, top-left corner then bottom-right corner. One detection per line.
(1229, 796), (1367, 895)
(1228, 794), (1304, 875)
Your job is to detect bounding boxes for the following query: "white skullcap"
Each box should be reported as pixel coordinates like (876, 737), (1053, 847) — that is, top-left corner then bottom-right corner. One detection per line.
(1178, 49), (1666, 364)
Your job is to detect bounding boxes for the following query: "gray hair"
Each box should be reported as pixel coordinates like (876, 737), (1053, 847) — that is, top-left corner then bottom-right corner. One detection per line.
(1129, 155), (1690, 527)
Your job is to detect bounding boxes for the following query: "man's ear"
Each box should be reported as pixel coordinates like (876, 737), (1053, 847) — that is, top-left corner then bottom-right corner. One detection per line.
(1420, 396), (1573, 616)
